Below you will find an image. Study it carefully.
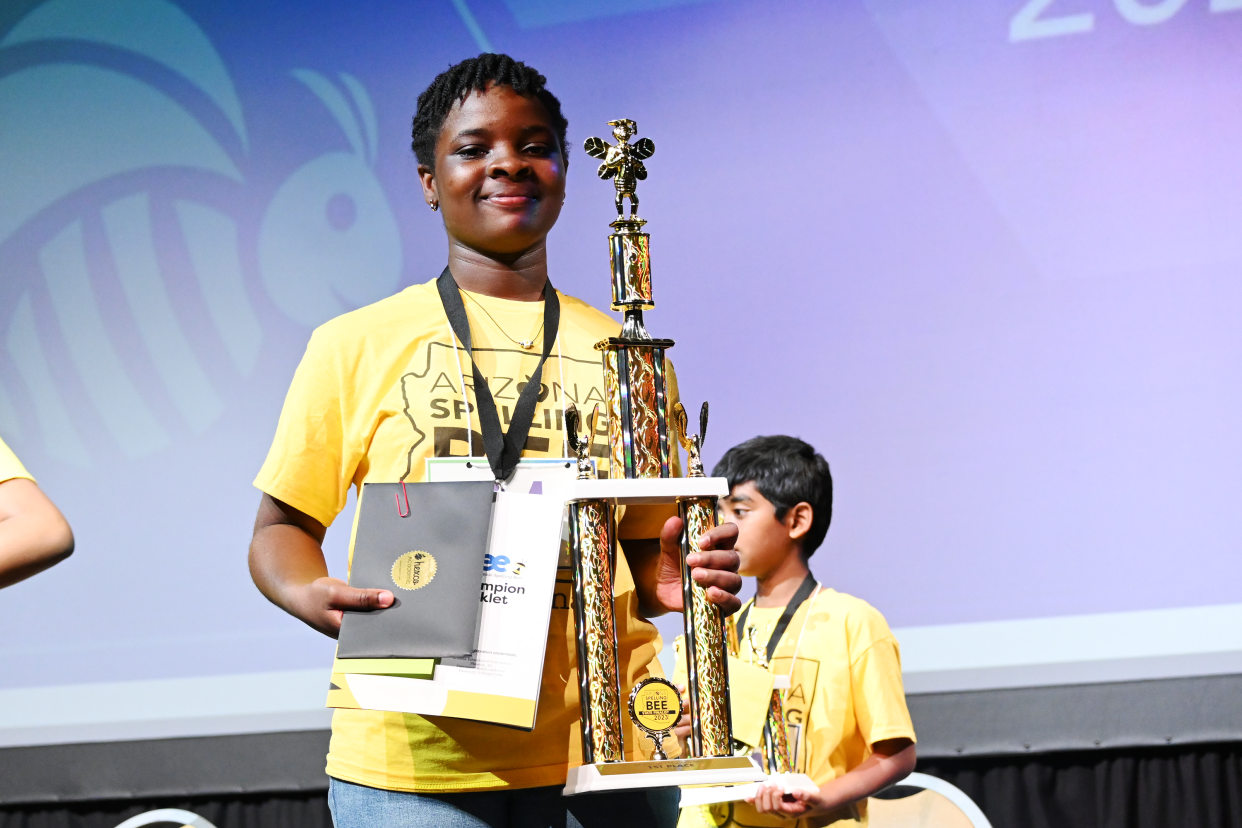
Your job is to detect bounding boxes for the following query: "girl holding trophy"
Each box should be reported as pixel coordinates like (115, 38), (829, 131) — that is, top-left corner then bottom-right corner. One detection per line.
(249, 54), (743, 828)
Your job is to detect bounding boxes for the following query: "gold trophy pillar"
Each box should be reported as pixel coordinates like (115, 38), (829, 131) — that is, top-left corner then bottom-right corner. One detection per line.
(674, 402), (734, 758)
(565, 406), (624, 765)
(747, 627), (794, 774)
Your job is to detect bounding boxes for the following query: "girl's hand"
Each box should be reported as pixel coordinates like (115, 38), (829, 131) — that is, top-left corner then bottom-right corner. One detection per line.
(652, 517), (742, 615)
(287, 576), (393, 637)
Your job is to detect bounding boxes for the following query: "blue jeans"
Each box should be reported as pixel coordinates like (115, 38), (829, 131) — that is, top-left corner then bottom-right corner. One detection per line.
(328, 777), (680, 828)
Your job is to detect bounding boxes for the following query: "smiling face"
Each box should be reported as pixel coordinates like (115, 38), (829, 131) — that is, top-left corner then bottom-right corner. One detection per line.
(419, 84), (566, 260)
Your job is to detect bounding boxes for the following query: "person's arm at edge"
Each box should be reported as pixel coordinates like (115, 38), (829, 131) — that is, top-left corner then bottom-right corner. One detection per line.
(0, 478), (74, 589)
(249, 493), (393, 638)
(621, 516), (742, 620)
(748, 737), (916, 817)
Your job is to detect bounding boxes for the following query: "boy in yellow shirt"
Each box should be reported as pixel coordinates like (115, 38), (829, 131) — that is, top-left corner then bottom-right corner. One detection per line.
(677, 436), (915, 828)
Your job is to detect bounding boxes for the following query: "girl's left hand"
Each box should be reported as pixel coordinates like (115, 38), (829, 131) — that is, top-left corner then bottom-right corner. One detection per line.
(652, 516), (741, 615)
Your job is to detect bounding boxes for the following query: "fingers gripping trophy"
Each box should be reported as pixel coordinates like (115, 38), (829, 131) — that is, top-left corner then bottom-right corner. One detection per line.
(562, 122), (766, 795)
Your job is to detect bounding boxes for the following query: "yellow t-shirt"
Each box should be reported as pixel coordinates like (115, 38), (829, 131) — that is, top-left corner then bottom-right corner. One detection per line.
(739, 605), (783, 660)
(678, 588), (916, 828)
(0, 438), (33, 484)
(255, 279), (682, 793)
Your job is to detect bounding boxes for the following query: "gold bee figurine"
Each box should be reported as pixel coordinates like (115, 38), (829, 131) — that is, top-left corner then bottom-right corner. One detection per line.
(584, 119), (655, 219)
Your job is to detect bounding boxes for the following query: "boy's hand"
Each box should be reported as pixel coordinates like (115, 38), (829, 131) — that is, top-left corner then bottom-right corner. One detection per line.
(748, 782), (825, 817)
(652, 516), (742, 616)
(748, 738), (916, 818)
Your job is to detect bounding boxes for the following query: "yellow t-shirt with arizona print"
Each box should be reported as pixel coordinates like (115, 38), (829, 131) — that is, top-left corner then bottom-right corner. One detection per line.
(255, 278), (682, 793)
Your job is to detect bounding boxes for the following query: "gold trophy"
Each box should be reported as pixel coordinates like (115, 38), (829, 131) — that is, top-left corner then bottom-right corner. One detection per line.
(562, 121), (765, 795)
(747, 627), (794, 774)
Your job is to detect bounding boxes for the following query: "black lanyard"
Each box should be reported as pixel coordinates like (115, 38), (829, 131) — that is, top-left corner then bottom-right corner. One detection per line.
(736, 573), (819, 663)
(435, 267), (561, 482)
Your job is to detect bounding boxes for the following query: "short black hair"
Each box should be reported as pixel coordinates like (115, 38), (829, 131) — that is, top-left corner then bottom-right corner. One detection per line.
(410, 53), (569, 170)
(713, 436), (833, 557)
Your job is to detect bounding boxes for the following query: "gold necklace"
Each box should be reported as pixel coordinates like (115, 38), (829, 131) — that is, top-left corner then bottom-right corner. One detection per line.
(463, 292), (544, 350)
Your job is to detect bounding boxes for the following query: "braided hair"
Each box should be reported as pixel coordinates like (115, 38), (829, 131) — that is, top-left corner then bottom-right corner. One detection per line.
(411, 53), (569, 170)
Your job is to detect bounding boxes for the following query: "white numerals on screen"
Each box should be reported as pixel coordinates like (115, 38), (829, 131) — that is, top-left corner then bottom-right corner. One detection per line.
(1114, 0), (1188, 24)
(1010, 0), (1094, 41)
(1011, 0), (1241, 41)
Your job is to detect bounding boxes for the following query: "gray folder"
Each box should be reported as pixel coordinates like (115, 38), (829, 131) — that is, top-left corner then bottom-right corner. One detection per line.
(337, 480), (495, 659)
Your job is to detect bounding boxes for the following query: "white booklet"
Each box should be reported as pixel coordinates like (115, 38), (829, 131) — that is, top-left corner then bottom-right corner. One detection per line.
(326, 459), (574, 729)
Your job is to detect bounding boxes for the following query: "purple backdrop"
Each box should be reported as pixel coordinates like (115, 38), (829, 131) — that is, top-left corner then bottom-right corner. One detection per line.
(1, 0), (1240, 689)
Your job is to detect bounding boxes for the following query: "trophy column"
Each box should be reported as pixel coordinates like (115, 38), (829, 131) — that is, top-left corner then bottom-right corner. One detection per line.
(674, 402), (734, 758)
(763, 693), (794, 773)
(569, 498), (624, 764)
(565, 406), (625, 765)
(678, 495), (732, 756)
(746, 626), (794, 774)
(597, 216), (674, 481)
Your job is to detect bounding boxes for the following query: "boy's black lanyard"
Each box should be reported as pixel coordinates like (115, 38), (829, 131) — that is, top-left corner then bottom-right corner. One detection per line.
(737, 573), (819, 663)
(435, 267), (561, 482)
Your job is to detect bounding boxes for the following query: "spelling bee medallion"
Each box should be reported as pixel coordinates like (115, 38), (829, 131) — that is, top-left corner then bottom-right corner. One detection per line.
(628, 677), (683, 760)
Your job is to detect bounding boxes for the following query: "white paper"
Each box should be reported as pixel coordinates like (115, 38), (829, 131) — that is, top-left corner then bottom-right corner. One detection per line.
(431, 487), (563, 697)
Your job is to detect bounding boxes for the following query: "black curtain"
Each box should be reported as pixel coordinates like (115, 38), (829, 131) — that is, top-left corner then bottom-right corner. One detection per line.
(4, 743), (1242, 828)
(0, 792), (330, 828)
(918, 740), (1242, 828)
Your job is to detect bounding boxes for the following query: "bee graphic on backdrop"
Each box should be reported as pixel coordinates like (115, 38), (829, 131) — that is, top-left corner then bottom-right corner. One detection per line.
(0, 0), (402, 467)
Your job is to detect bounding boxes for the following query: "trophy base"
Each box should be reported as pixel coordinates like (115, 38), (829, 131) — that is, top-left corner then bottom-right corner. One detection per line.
(678, 773), (819, 808)
(563, 756), (765, 795)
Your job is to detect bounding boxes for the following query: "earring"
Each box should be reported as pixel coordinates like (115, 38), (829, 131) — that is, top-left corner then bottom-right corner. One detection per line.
(430, 201), (439, 212)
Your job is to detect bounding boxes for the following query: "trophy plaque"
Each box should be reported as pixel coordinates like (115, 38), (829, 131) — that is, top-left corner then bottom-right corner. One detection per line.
(562, 120), (765, 795)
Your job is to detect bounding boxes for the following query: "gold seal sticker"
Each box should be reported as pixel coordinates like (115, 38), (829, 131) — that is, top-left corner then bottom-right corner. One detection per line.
(629, 677), (683, 734)
(391, 551), (437, 591)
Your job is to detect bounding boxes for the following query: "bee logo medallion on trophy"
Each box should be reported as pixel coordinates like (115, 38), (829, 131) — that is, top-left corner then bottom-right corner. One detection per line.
(561, 121), (766, 795)
(629, 677), (683, 761)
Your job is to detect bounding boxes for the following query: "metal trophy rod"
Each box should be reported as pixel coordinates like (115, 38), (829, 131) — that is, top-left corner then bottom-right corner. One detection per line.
(674, 402), (734, 759)
(565, 405), (623, 765)
(747, 626), (794, 774)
